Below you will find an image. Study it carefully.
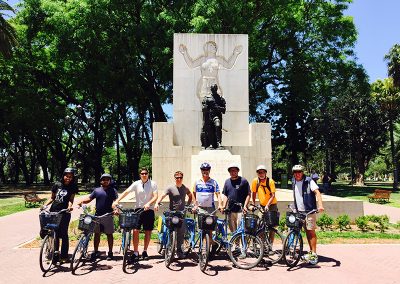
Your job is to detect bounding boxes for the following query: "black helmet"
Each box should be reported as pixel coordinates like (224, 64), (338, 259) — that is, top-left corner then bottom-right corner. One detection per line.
(100, 173), (112, 180)
(200, 162), (211, 170)
(63, 167), (76, 176)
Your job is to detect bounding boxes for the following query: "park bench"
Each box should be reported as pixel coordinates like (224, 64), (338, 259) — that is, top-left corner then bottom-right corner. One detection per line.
(368, 189), (392, 203)
(23, 191), (46, 207)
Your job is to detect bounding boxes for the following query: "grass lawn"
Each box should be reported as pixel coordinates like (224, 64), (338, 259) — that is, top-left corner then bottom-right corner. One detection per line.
(329, 181), (400, 208)
(0, 197), (32, 217)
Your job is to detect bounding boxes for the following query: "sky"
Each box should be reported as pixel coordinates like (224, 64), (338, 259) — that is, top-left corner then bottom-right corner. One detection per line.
(345, 0), (400, 82)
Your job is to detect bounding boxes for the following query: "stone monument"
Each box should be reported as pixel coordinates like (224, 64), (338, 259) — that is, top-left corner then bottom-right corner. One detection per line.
(152, 33), (272, 191)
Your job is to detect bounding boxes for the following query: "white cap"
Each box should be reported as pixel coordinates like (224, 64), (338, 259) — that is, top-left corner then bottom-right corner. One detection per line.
(256, 165), (267, 172)
(292, 165), (304, 172)
(227, 163), (240, 171)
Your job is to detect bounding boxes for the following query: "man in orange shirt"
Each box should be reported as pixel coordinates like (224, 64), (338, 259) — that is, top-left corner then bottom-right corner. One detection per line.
(248, 165), (278, 212)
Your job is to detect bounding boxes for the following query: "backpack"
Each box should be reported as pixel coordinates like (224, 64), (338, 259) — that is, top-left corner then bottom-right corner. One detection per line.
(256, 177), (271, 195)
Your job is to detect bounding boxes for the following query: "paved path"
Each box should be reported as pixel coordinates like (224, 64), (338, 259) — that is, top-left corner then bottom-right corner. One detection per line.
(1, 198), (400, 284)
(363, 201), (400, 223)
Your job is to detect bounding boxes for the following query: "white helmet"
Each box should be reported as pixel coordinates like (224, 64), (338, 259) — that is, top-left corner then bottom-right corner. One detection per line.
(256, 165), (267, 172)
(292, 164), (304, 172)
(227, 163), (240, 171)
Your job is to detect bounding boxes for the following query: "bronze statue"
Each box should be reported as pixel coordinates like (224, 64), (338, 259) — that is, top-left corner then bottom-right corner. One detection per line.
(201, 84), (226, 149)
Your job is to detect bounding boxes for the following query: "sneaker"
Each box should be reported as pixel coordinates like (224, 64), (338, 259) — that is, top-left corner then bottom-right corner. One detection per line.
(308, 252), (318, 265)
(142, 251), (149, 260)
(60, 255), (70, 264)
(90, 251), (99, 262)
(176, 250), (185, 259)
(238, 251), (246, 259)
(130, 252), (139, 263)
(107, 252), (114, 261)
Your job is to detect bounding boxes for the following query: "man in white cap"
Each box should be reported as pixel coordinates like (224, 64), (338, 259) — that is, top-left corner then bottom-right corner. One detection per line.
(292, 164), (324, 264)
(221, 163), (251, 232)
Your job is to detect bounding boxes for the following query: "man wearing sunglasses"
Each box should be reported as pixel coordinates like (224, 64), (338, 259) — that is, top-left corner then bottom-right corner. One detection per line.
(155, 171), (194, 258)
(113, 167), (158, 262)
(291, 164), (324, 264)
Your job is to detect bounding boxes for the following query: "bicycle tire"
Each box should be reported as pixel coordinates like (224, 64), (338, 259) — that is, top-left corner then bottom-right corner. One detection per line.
(283, 231), (303, 267)
(228, 233), (264, 270)
(211, 226), (222, 255)
(70, 235), (87, 274)
(256, 227), (284, 264)
(198, 232), (210, 272)
(122, 230), (131, 273)
(39, 234), (54, 273)
(164, 230), (176, 267)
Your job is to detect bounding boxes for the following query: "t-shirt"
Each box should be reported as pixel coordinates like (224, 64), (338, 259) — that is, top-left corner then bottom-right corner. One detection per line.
(294, 179), (319, 211)
(50, 182), (79, 212)
(250, 177), (277, 206)
(164, 184), (190, 211)
(193, 178), (219, 208)
(126, 179), (158, 208)
(90, 186), (118, 216)
(222, 177), (250, 212)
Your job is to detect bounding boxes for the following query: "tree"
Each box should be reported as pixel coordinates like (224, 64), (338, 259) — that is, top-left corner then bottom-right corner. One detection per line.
(0, 0), (17, 58)
(385, 44), (400, 88)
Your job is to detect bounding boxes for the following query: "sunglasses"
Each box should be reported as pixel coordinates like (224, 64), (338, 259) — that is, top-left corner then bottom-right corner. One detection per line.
(293, 171), (303, 174)
(175, 176), (183, 180)
(140, 172), (148, 176)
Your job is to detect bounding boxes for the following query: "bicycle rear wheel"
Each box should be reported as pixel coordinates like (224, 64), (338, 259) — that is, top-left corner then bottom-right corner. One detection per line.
(122, 230), (131, 273)
(256, 228), (284, 264)
(283, 231), (303, 267)
(228, 233), (264, 270)
(164, 230), (176, 267)
(198, 232), (210, 272)
(70, 235), (87, 274)
(39, 233), (54, 273)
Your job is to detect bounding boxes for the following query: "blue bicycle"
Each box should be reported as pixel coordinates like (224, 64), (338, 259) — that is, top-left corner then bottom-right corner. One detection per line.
(283, 208), (318, 267)
(212, 203), (264, 269)
(182, 208), (218, 272)
(116, 205), (144, 272)
(157, 206), (192, 267)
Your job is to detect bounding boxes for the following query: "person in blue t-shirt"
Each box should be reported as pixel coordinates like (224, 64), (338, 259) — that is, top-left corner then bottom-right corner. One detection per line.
(221, 163), (251, 232)
(78, 173), (118, 261)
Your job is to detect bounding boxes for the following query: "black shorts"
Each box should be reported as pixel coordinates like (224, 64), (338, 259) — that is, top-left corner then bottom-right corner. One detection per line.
(134, 209), (155, 231)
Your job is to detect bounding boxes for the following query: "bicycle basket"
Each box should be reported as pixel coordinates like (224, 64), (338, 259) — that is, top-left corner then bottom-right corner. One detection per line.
(39, 213), (63, 230)
(244, 214), (259, 235)
(78, 214), (96, 232)
(198, 214), (217, 231)
(264, 210), (280, 227)
(119, 211), (140, 229)
(166, 211), (184, 229)
(286, 211), (301, 228)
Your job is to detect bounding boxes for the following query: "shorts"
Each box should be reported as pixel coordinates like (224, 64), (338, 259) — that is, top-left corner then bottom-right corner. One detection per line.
(198, 206), (215, 214)
(304, 212), (317, 230)
(228, 212), (242, 232)
(94, 215), (114, 234)
(134, 209), (155, 231)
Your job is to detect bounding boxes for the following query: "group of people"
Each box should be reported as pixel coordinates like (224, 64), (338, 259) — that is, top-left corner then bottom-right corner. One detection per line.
(41, 162), (324, 265)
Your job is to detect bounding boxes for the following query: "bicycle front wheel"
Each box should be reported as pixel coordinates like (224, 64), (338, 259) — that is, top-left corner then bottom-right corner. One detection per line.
(256, 228), (284, 264)
(198, 232), (210, 272)
(122, 230), (131, 273)
(164, 230), (176, 267)
(283, 231), (303, 267)
(39, 234), (54, 273)
(70, 235), (87, 274)
(228, 233), (264, 270)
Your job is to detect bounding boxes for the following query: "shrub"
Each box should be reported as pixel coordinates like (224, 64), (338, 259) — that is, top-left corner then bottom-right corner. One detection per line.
(355, 216), (371, 232)
(335, 214), (351, 231)
(316, 213), (334, 231)
(396, 221), (400, 231)
(365, 215), (390, 233)
(278, 213), (287, 232)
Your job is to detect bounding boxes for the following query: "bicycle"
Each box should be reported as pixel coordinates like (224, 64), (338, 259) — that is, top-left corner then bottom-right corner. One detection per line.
(181, 207), (218, 272)
(70, 206), (114, 274)
(38, 208), (70, 273)
(283, 208), (318, 267)
(116, 205), (144, 272)
(157, 206), (192, 267)
(251, 205), (284, 264)
(212, 202), (264, 269)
